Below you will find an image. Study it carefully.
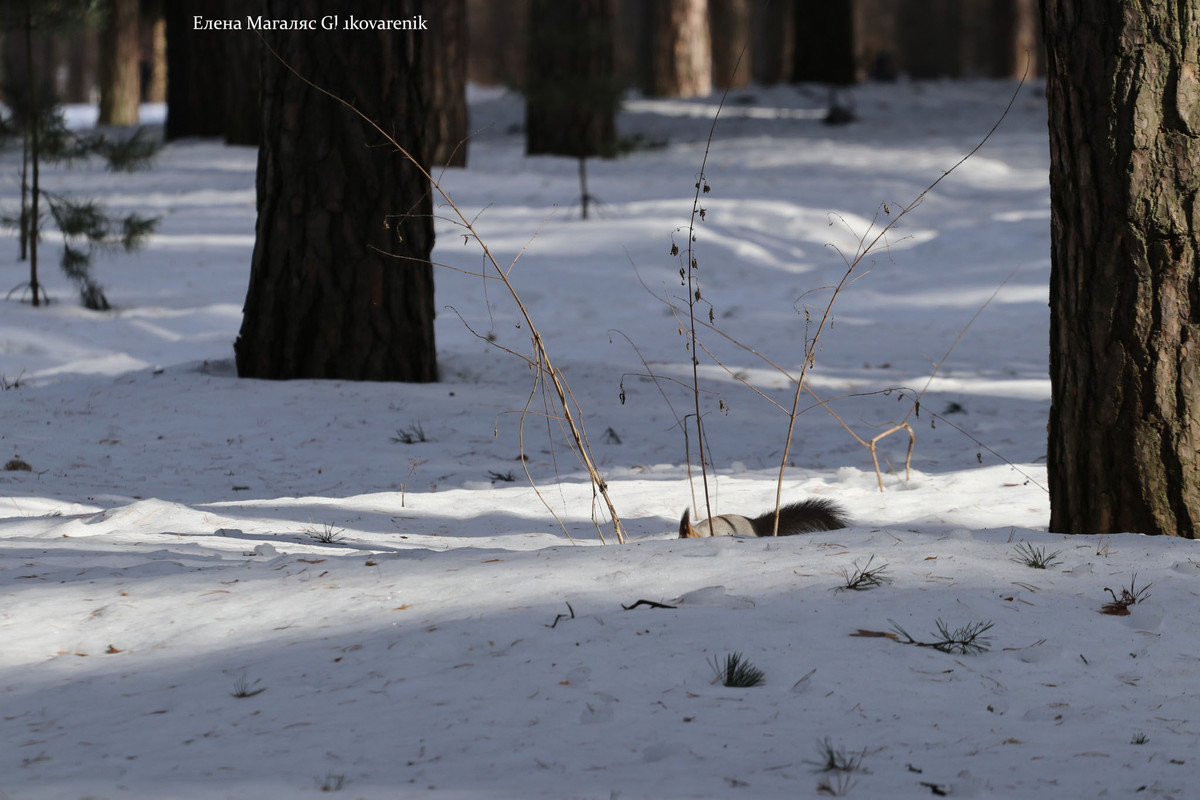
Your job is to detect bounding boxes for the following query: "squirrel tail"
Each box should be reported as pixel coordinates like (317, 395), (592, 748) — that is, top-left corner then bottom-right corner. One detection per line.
(748, 498), (848, 536)
(679, 498), (848, 538)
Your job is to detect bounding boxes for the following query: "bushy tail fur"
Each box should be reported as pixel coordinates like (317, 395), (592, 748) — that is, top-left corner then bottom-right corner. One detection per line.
(679, 498), (848, 538)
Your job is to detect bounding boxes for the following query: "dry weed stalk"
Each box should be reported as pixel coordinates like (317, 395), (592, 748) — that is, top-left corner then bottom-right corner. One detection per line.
(665, 76), (1026, 527)
(265, 43), (625, 544)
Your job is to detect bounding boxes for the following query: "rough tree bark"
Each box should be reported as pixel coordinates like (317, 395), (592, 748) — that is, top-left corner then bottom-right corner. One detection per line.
(219, 0), (261, 146)
(526, 0), (617, 158)
(793, 0), (856, 84)
(164, 0), (224, 139)
(142, 0), (167, 103)
(235, 0), (436, 382)
(709, 0), (750, 89)
(423, 0), (468, 167)
(98, 0), (139, 125)
(750, 0), (793, 85)
(1044, 1), (1200, 536)
(652, 0), (711, 97)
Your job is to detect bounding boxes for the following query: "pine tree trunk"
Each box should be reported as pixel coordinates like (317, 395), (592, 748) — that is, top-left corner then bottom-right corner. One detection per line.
(750, 0), (793, 84)
(899, 0), (959, 79)
(526, 0), (618, 158)
(652, 0), (711, 97)
(465, 0), (528, 86)
(793, 0), (856, 84)
(709, 0), (750, 89)
(423, 0), (468, 167)
(235, 0), (436, 382)
(219, 0), (261, 146)
(164, 0), (225, 139)
(98, 0), (139, 125)
(142, 0), (167, 103)
(1044, 1), (1200, 536)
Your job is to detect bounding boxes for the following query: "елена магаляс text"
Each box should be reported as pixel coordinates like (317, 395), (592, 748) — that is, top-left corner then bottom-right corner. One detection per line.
(192, 15), (428, 32)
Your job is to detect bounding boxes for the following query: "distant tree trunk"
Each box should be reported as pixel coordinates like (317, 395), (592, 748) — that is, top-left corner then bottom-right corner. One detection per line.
(614, 0), (654, 93)
(793, 0), (855, 84)
(526, 0), (618, 157)
(465, 0), (528, 86)
(141, 0), (167, 102)
(424, 0), (468, 167)
(652, 0), (711, 97)
(991, 0), (1039, 78)
(235, 0), (436, 382)
(750, 0), (793, 84)
(98, 0), (139, 125)
(62, 27), (99, 102)
(709, 0), (750, 88)
(164, 0), (224, 139)
(220, 0), (260, 146)
(1044, 1), (1200, 536)
(899, 0), (960, 79)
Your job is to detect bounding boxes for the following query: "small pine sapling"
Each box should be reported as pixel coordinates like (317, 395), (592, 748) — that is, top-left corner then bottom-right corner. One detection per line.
(833, 555), (891, 592)
(709, 652), (765, 687)
(1101, 575), (1151, 616)
(390, 421), (427, 444)
(0, 71), (159, 309)
(230, 674), (266, 698)
(811, 736), (868, 774)
(304, 522), (344, 545)
(1010, 541), (1063, 569)
(888, 618), (995, 655)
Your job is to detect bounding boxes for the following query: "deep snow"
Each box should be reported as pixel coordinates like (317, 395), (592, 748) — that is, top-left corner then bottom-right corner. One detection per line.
(1, 80), (1196, 799)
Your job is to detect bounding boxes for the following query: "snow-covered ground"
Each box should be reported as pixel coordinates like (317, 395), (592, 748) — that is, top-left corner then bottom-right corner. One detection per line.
(1, 81), (1195, 799)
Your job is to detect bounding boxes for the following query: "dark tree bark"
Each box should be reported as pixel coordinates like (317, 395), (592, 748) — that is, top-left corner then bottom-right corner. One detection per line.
(164, 0), (260, 143)
(423, 0), (467, 167)
(898, 0), (959, 79)
(1044, 1), (1200, 536)
(615, 0), (654, 93)
(652, 0), (711, 97)
(164, 0), (224, 139)
(526, 0), (618, 158)
(990, 0), (1039, 78)
(98, 0), (139, 125)
(219, 0), (261, 146)
(793, 0), (855, 84)
(465, 0), (528, 86)
(141, 0), (167, 102)
(709, 0), (750, 89)
(750, 0), (793, 85)
(235, 0), (436, 382)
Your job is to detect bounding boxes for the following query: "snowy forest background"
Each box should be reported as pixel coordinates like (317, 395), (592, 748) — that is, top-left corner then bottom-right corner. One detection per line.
(3, 2), (1199, 799)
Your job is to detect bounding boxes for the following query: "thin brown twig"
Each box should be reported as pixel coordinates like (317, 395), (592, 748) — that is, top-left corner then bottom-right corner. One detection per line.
(260, 37), (625, 544)
(769, 73), (1028, 527)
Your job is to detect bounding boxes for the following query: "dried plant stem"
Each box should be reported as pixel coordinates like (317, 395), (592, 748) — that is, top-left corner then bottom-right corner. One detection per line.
(262, 40), (624, 544)
(769, 75), (1026, 524)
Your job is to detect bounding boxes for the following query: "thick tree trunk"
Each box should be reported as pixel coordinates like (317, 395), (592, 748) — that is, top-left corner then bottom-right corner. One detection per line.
(216, 0), (261, 146)
(235, 0), (436, 382)
(793, 0), (856, 84)
(143, 7), (167, 102)
(652, 0), (711, 97)
(164, 0), (224, 139)
(1044, 1), (1200, 536)
(709, 0), (750, 89)
(526, 0), (618, 158)
(98, 0), (139, 125)
(750, 0), (793, 85)
(898, 0), (959, 79)
(990, 0), (1039, 78)
(423, 0), (468, 167)
(465, 0), (528, 86)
